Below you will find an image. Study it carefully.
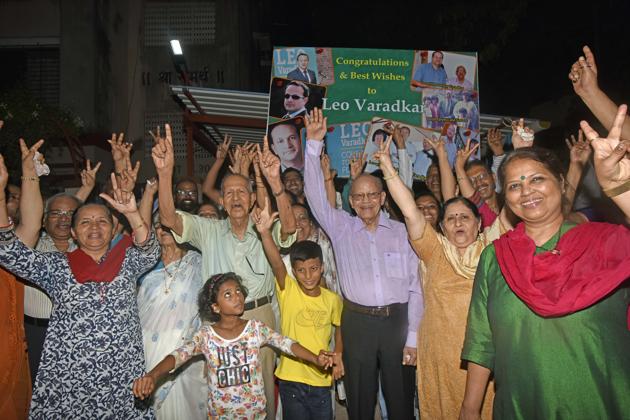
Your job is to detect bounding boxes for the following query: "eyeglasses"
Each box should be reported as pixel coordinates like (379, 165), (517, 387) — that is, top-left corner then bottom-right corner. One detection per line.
(47, 209), (75, 218)
(468, 172), (490, 184)
(350, 192), (381, 202)
(284, 94), (305, 100)
(176, 189), (197, 197)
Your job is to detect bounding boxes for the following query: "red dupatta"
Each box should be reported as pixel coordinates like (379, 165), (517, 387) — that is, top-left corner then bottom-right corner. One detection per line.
(67, 235), (133, 284)
(494, 222), (630, 329)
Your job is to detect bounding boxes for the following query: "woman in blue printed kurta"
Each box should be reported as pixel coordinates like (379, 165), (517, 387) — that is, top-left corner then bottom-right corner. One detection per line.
(0, 169), (160, 419)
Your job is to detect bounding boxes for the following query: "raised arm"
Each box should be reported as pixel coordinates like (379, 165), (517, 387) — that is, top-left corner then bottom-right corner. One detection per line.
(75, 159), (101, 202)
(454, 139), (480, 199)
(152, 124), (184, 236)
(0, 153), (55, 286)
(303, 108), (351, 236)
(138, 177), (158, 226)
(15, 138), (44, 247)
(108, 132), (132, 175)
(319, 153), (337, 207)
(258, 136), (296, 239)
(252, 154), (269, 211)
(99, 172), (150, 243)
(375, 136), (426, 240)
(0, 154), (12, 227)
(581, 104), (630, 219)
(341, 153), (367, 212)
(202, 134), (230, 203)
(487, 128), (506, 176)
(252, 197), (287, 289)
(564, 129), (591, 212)
(427, 136), (457, 201)
(391, 125), (413, 188)
(570, 46), (630, 141)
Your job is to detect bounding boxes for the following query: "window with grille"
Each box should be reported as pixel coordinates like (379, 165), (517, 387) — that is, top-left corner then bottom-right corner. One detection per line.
(144, 1), (216, 47)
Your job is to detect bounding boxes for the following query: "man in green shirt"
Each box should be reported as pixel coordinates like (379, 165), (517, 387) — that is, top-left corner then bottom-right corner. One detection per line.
(153, 126), (297, 419)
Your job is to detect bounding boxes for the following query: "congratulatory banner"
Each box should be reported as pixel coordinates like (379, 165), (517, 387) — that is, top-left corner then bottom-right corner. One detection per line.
(267, 47), (479, 179)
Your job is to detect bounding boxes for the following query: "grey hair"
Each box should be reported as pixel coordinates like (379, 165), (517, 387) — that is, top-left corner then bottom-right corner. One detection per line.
(220, 173), (254, 196)
(44, 193), (83, 216)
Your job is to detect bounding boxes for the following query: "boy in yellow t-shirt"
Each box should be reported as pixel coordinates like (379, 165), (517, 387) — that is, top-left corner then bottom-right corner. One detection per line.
(254, 199), (343, 420)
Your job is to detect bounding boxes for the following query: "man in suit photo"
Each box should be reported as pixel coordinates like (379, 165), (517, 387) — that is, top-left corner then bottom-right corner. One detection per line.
(282, 80), (310, 119)
(287, 52), (317, 84)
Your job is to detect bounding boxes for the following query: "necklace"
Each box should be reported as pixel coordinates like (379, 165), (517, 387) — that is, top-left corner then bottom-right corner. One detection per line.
(163, 255), (185, 295)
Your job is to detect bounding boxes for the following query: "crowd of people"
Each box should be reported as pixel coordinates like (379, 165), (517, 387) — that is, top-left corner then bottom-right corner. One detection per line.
(0, 45), (629, 420)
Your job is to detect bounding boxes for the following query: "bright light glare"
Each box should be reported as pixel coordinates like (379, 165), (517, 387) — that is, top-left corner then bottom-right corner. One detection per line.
(170, 40), (183, 55)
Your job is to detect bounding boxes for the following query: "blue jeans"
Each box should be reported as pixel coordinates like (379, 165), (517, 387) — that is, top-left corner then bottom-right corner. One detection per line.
(278, 380), (333, 420)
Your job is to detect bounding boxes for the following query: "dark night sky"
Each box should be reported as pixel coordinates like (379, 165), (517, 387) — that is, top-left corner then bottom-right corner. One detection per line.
(267, 0), (630, 142)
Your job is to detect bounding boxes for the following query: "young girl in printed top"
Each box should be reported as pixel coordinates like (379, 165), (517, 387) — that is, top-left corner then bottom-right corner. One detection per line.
(133, 272), (334, 419)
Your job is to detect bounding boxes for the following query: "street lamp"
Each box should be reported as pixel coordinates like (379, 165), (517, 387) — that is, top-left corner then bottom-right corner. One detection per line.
(169, 39), (190, 85)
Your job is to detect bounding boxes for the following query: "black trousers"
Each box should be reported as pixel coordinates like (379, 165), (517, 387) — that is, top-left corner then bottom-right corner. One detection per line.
(24, 316), (48, 385)
(341, 304), (415, 420)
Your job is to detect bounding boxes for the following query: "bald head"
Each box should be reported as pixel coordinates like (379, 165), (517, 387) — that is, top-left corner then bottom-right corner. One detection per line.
(350, 174), (383, 195)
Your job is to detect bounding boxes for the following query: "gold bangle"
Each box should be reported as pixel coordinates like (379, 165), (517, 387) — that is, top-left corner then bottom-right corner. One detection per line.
(20, 176), (39, 182)
(133, 222), (147, 231)
(602, 179), (630, 198)
(324, 177), (333, 182)
(382, 172), (398, 181)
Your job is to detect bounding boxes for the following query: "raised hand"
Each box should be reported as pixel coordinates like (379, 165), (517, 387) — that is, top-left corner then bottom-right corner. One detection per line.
(19, 138), (45, 177)
(487, 128), (504, 156)
(320, 153), (333, 178)
(0, 154), (9, 191)
(239, 142), (257, 175)
(216, 134), (232, 161)
(132, 375), (155, 400)
(373, 135), (396, 176)
(425, 135), (447, 158)
(349, 152), (366, 180)
(117, 160), (140, 194)
(145, 177), (159, 195)
(150, 124), (175, 174)
(389, 124), (406, 150)
(305, 108), (327, 141)
(228, 145), (243, 174)
(257, 136), (282, 187)
(510, 118), (534, 149)
(80, 159), (102, 190)
(580, 104), (630, 190)
(108, 132), (132, 164)
(455, 139), (480, 170)
(569, 45), (599, 98)
(565, 129), (591, 166)
(251, 196), (278, 234)
(99, 172), (139, 215)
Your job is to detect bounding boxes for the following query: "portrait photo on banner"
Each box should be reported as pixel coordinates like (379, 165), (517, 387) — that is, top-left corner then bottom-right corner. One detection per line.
(410, 50), (478, 92)
(363, 117), (441, 179)
(422, 88), (480, 131)
(437, 122), (481, 168)
(267, 116), (306, 172)
(320, 120), (371, 178)
(273, 47), (319, 83)
(268, 77), (327, 120)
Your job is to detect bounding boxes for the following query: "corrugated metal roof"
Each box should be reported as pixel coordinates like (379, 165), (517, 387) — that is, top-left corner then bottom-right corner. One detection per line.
(170, 85), (549, 145)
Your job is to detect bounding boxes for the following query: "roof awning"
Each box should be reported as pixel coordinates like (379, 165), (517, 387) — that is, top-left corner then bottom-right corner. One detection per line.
(170, 85), (550, 149)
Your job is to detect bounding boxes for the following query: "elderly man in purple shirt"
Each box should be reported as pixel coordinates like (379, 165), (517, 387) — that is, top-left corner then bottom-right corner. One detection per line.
(303, 109), (422, 420)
